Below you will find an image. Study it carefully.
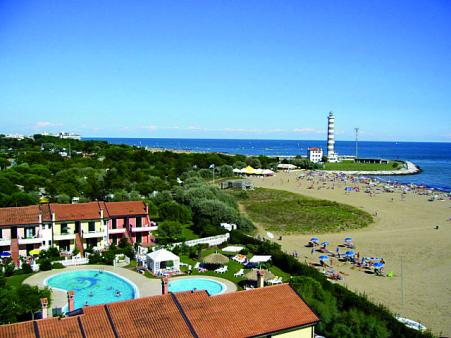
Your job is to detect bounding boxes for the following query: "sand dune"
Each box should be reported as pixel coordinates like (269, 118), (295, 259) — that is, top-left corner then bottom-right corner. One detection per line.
(247, 171), (451, 336)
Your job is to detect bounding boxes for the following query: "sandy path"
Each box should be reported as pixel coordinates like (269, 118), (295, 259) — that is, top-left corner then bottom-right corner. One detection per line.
(247, 171), (451, 336)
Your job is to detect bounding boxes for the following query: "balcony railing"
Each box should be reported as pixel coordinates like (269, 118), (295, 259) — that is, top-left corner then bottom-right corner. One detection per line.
(54, 233), (76, 241)
(108, 228), (126, 235)
(0, 238), (11, 246)
(18, 235), (43, 245)
(130, 225), (158, 232)
(83, 231), (104, 239)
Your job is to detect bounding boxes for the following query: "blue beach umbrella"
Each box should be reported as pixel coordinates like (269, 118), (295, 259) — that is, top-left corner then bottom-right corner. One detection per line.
(319, 255), (329, 261)
(321, 241), (329, 246)
(0, 252), (11, 258)
(345, 251), (354, 257)
(373, 262), (385, 269)
(344, 237), (353, 242)
(310, 237), (319, 242)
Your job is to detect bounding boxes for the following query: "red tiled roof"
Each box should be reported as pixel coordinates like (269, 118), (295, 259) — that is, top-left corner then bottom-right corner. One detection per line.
(0, 321), (36, 338)
(79, 306), (115, 338)
(106, 294), (193, 338)
(104, 201), (147, 217)
(0, 284), (319, 338)
(37, 317), (83, 338)
(0, 205), (40, 226)
(176, 284), (319, 337)
(49, 202), (102, 221)
(308, 147), (321, 151)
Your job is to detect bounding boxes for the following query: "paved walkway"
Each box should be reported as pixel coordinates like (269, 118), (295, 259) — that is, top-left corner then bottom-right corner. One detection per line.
(24, 265), (237, 310)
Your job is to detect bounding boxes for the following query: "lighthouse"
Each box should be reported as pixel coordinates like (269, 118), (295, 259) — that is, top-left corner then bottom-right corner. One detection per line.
(327, 112), (338, 162)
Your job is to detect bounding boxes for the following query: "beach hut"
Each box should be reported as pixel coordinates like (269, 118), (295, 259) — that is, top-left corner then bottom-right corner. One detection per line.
(146, 248), (180, 274)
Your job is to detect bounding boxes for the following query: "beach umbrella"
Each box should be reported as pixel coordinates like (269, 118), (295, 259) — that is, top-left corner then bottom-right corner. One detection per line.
(29, 249), (41, 255)
(321, 241), (329, 246)
(202, 253), (229, 265)
(310, 237), (319, 242)
(244, 269), (275, 282)
(373, 262), (385, 269)
(0, 252), (11, 258)
(319, 255), (329, 261)
(345, 251), (354, 257)
(344, 237), (353, 242)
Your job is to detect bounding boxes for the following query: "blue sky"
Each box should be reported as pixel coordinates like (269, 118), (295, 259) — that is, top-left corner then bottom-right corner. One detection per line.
(0, 1), (450, 141)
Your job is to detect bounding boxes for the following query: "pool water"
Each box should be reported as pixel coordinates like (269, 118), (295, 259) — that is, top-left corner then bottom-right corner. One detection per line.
(46, 270), (137, 310)
(169, 278), (225, 295)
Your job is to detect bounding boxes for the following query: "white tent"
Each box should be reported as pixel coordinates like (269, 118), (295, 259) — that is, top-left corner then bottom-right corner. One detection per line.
(249, 255), (272, 263)
(146, 248), (180, 273)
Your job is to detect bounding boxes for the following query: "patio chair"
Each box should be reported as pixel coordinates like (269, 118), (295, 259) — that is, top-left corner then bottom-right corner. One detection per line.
(215, 267), (225, 273)
(234, 268), (244, 277)
(221, 266), (228, 274)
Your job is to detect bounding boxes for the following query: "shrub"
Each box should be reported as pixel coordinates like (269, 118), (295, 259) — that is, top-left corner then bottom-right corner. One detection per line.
(20, 263), (33, 274)
(158, 201), (192, 224)
(39, 259), (52, 271)
(51, 262), (65, 269)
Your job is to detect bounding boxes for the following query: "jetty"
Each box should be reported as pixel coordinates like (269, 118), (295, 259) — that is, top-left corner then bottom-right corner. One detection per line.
(322, 160), (421, 176)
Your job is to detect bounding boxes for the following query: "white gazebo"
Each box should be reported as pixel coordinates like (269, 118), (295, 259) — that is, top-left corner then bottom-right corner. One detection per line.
(146, 248), (180, 274)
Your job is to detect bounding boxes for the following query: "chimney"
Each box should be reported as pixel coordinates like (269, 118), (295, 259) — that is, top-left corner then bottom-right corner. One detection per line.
(161, 277), (169, 295)
(40, 298), (48, 319)
(145, 203), (149, 215)
(38, 213), (42, 225)
(100, 208), (104, 220)
(52, 212), (56, 222)
(257, 270), (265, 288)
(67, 291), (75, 312)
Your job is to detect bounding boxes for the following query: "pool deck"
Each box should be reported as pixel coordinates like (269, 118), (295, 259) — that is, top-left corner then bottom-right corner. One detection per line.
(24, 265), (237, 311)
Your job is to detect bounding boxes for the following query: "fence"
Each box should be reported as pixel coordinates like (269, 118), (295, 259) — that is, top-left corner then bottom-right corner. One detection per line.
(56, 257), (89, 266)
(173, 233), (230, 248)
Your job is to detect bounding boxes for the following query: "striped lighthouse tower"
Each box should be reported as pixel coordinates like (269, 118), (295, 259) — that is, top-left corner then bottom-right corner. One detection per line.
(327, 112), (337, 162)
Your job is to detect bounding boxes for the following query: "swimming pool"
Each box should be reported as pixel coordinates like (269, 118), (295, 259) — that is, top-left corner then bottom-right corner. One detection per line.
(45, 269), (138, 310)
(168, 278), (226, 295)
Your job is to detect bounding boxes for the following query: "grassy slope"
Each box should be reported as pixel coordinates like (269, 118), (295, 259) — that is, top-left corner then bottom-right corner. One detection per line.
(323, 160), (402, 171)
(238, 188), (373, 234)
(6, 273), (34, 288)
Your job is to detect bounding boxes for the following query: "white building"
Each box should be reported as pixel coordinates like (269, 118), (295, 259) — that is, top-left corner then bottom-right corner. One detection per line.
(307, 147), (323, 163)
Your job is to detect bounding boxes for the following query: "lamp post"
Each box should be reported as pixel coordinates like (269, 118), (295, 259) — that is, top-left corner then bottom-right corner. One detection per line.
(354, 128), (359, 159)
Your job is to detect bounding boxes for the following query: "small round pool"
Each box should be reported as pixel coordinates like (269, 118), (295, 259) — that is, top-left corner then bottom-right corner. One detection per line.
(46, 269), (138, 310)
(169, 278), (226, 295)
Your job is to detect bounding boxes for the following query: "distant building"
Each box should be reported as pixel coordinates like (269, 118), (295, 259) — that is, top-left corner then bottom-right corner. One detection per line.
(57, 132), (81, 140)
(220, 179), (254, 190)
(355, 158), (389, 164)
(307, 147), (323, 163)
(277, 163), (297, 170)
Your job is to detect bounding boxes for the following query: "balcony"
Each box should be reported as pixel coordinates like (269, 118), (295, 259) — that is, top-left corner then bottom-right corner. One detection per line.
(83, 231), (104, 239)
(54, 233), (76, 241)
(130, 225), (158, 233)
(108, 228), (126, 235)
(18, 236), (43, 245)
(0, 238), (11, 246)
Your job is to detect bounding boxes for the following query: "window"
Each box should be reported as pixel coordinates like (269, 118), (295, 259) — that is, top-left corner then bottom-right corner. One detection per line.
(112, 219), (117, 229)
(25, 227), (35, 238)
(61, 223), (68, 234)
(0, 229), (2, 239)
(124, 217), (129, 227)
(136, 217), (142, 227)
(88, 221), (95, 232)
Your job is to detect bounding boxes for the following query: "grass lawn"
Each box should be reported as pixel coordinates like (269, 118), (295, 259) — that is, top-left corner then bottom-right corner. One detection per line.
(181, 224), (200, 241)
(237, 188), (373, 234)
(323, 160), (402, 171)
(6, 273), (34, 288)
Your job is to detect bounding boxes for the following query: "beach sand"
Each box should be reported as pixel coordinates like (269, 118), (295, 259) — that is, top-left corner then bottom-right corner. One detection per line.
(247, 171), (451, 336)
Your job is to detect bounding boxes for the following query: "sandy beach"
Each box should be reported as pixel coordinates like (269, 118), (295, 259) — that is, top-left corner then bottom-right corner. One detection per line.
(247, 171), (451, 336)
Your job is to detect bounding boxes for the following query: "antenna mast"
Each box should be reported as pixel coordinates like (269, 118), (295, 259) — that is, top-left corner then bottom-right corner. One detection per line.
(354, 128), (359, 158)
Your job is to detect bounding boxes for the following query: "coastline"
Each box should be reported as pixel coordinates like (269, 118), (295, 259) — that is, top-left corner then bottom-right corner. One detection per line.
(247, 171), (451, 336)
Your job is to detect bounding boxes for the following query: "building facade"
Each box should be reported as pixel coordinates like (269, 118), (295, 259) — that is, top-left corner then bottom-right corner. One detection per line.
(0, 201), (156, 265)
(307, 147), (323, 163)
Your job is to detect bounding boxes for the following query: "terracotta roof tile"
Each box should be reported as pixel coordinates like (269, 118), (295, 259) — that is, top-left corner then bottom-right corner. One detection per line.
(0, 320), (36, 338)
(106, 294), (193, 338)
(49, 202), (101, 221)
(175, 284), (319, 338)
(37, 317), (83, 338)
(79, 305), (116, 338)
(104, 201), (147, 217)
(0, 205), (40, 226)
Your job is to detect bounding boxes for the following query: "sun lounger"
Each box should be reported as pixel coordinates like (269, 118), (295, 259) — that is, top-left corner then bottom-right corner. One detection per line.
(234, 268), (244, 277)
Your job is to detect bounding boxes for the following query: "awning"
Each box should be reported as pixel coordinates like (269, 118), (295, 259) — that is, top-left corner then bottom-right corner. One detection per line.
(249, 255), (272, 263)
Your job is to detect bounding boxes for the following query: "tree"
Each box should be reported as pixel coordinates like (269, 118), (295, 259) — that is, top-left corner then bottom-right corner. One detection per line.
(219, 165), (233, 177)
(15, 284), (52, 320)
(158, 201), (192, 224)
(157, 221), (184, 244)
